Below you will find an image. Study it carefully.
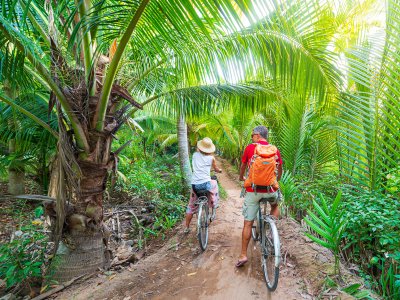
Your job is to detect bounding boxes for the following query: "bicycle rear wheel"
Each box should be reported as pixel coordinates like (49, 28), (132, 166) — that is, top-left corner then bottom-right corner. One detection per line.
(197, 202), (209, 251)
(261, 218), (280, 291)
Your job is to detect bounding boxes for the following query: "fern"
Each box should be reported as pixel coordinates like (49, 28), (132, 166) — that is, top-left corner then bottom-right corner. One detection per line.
(304, 191), (346, 275)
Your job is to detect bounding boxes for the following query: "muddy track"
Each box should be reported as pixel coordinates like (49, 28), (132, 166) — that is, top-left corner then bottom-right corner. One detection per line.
(55, 158), (356, 300)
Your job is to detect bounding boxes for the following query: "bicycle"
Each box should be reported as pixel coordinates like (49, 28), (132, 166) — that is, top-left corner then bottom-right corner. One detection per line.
(194, 175), (219, 251)
(251, 196), (281, 291)
(194, 190), (215, 251)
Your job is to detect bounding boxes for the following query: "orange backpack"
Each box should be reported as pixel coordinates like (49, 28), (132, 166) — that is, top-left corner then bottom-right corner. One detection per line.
(244, 143), (279, 190)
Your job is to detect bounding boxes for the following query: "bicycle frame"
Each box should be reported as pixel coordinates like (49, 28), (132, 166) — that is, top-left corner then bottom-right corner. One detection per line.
(253, 198), (270, 240)
(194, 195), (209, 206)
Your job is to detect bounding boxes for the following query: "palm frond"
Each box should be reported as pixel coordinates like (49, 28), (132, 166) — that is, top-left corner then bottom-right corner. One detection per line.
(336, 4), (400, 191)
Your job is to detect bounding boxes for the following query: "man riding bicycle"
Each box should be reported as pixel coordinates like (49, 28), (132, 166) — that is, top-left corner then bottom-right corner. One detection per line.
(236, 126), (283, 267)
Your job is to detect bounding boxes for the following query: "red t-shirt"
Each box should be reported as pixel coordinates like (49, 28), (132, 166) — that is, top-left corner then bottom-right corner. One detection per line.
(242, 141), (283, 193)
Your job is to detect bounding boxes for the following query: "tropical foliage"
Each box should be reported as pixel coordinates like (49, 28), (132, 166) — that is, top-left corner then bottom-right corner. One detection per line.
(0, 206), (48, 289)
(0, 0), (399, 298)
(304, 192), (346, 275)
(0, 96), (58, 193)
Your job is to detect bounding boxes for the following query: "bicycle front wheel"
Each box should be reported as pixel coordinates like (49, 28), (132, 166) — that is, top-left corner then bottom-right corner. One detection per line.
(197, 202), (209, 251)
(261, 218), (280, 291)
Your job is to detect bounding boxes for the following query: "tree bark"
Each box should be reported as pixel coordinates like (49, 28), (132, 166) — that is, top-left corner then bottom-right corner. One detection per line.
(8, 139), (25, 195)
(4, 84), (26, 195)
(177, 114), (192, 191)
(46, 134), (112, 283)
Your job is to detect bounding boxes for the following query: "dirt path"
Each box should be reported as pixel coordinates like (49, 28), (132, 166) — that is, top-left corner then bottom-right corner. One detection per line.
(54, 160), (349, 300)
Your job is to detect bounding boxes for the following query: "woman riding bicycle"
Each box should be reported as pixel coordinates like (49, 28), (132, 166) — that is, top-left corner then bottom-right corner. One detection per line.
(184, 137), (222, 234)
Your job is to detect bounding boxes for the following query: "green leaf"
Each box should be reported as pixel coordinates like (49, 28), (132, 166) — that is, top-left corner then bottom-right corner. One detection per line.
(306, 210), (331, 233)
(353, 290), (371, 299)
(34, 206), (44, 218)
(304, 216), (334, 244)
(304, 232), (333, 249)
(312, 199), (332, 226)
(331, 190), (342, 216)
(341, 283), (362, 294)
(324, 276), (337, 288)
(6, 265), (16, 278)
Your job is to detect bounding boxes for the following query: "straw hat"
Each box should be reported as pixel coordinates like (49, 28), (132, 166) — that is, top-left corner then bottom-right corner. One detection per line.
(197, 137), (216, 154)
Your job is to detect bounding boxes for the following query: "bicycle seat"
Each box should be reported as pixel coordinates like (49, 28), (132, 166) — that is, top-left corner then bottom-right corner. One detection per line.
(259, 197), (276, 203)
(194, 189), (208, 197)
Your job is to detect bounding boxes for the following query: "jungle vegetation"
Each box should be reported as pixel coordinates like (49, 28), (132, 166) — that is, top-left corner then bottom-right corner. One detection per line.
(0, 0), (399, 298)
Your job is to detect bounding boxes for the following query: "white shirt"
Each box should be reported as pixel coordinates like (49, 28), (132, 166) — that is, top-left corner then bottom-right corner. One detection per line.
(191, 152), (213, 184)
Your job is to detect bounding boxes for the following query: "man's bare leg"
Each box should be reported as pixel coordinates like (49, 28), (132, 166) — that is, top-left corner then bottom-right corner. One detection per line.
(238, 220), (253, 262)
(270, 203), (279, 218)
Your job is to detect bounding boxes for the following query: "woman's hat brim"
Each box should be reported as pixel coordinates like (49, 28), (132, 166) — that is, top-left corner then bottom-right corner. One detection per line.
(197, 141), (215, 153)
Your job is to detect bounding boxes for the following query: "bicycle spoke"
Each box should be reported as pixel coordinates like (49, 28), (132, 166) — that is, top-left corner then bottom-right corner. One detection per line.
(261, 219), (280, 291)
(197, 200), (209, 251)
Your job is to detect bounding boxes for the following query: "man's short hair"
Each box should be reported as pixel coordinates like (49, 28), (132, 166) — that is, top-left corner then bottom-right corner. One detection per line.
(253, 126), (268, 139)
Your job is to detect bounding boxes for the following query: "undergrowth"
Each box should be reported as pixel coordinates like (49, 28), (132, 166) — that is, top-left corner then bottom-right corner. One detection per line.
(113, 136), (187, 244)
(0, 206), (48, 292)
(288, 174), (400, 299)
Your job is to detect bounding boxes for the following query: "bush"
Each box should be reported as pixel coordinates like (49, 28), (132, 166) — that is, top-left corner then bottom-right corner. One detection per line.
(0, 209), (48, 289)
(377, 252), (400, 299)
(342, 190), (400, 259)
(115, 149), (187, 239)
(123, 155), (185, 201)
(385, 166), (400, 199)
(341, 189), (400, 297)
(289, 172), (340, 219)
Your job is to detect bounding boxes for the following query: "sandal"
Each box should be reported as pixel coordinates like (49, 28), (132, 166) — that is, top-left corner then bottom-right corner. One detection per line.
(235, 258), (248, 267)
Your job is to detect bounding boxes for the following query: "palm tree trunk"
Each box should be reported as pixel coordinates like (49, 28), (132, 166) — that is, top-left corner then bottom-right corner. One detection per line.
(5, 79), (25, 195)
(8, 139), (25, 195)
(177, 114), (192, 191)
(47, 135), (112, 282)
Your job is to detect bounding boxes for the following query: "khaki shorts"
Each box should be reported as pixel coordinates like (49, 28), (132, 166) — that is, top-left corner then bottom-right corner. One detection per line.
(242, 191), (279, 221)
